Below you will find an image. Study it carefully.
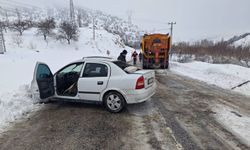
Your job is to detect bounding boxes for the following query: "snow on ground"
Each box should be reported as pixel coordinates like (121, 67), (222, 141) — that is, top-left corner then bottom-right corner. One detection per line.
(212, 104), (250, 147)
(0, 27), (133, 132)
(170, 61), (250, 96)
(0, 86), (41, 133)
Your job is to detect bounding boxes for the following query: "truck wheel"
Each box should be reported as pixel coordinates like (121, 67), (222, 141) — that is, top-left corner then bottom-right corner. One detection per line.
(166, 61), (169, 69)
(143, 63), (147, 69)
(161, 61), (169, 69)
(103, 92), (126, 113)
(142, 60), (147, 69)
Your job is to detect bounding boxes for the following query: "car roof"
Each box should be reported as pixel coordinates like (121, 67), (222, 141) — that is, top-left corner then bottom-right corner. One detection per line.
(70, 56), (115, 64)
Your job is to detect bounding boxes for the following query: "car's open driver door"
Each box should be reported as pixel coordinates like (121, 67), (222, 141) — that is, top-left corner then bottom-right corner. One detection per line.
(31, 62), (55, 102)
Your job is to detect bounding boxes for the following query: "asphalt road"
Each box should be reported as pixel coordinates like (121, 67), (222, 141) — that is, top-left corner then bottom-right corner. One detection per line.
(155, 71), (250, 150)
(0, 71), (250, 150)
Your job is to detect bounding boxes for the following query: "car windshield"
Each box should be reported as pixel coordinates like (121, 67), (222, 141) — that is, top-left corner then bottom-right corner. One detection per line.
(59, 63), (83, 74)
(112, 61), (140, 73)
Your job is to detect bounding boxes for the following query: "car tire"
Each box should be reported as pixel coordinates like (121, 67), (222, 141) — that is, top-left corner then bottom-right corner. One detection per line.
(103, 91), (126, 113)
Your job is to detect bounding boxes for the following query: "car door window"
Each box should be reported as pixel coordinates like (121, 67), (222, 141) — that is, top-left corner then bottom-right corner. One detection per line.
(56, 63), (84, 96)
(36, 64), (52, 80)
(82, 63), (108, 77)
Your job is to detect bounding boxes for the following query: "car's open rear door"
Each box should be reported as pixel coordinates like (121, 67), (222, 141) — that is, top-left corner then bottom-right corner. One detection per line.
(32, 62), (55, 100)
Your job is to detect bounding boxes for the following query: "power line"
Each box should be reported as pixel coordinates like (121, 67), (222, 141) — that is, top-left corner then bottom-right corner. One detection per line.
(126, 10), (133, 24)
(133, 17), (168, 25)
(0, 0), (43, 17)
(2, 0), (42, 9)
(0, 3), (31, 13)
(0, 6), (16, 13)
(0, 4), (29, 17)
(148, 28), (171, 33)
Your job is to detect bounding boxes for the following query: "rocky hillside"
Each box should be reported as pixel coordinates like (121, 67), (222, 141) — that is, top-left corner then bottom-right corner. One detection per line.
(227, 33), (250, 47)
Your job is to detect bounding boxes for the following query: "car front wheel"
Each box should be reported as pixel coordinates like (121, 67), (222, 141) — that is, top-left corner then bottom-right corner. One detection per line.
(104, 92), (125, 113)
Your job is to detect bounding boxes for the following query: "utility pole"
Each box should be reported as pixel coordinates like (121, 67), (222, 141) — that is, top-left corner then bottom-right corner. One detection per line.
(168, 22), (176, 41)
(77, 13), (82, 27)
(70, 0), (75, 23)
(0, 25), (6, 54)
(16, 8), (21, 21)
(4, 11), (9, 33)
(126, 10), (133, 25)
(0, 7), (6, 54)
(93, 17), (95, 40)
(168, 22), (176, 60)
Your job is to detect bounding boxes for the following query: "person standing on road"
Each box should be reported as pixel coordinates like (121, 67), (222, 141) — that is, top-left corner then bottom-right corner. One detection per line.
(132, 50), (138, 65)
(139, 52), (142, 63)
(117, 50), (128, 62)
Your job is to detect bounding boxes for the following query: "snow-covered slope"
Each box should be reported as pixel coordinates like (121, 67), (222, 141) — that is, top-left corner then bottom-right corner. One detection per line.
(0, 27), (133, 132)
(221, 33), (250, 47)
(0, 6), (142, 47)
(2, 27), (133, 91)
(232, 34), (250, 47)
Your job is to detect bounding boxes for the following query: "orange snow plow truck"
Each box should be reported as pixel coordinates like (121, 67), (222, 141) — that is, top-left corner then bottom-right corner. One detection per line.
(141, 34), (171, 69)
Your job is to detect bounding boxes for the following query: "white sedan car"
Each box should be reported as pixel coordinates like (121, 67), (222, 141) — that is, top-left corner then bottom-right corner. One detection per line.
(31, 56), (156, 113)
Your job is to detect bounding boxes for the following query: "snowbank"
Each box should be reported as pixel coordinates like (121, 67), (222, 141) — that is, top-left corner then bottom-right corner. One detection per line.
(170, 61), (250, 96)
(0, 27), (133, 132)
(212, 104), (250, 147)
(0, 85), (41, 133)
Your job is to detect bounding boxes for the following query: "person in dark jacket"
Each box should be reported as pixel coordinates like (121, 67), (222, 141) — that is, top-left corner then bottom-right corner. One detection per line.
(131, 51), (138, 65)
(139, 52), (142, 62)
(117, 50), (128, 62)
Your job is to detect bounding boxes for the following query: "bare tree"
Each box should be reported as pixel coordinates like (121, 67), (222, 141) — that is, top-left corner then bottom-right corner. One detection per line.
(37, 18), (56, 41)
(173, 39), (250, 67)
(0, 21), (8, 33)
(236, 46), (250, 68)
(12, 34), (23, 47)
(10, 20), (30, 36)
(57, 22), (79, 44)
(77, 14), (82, 28)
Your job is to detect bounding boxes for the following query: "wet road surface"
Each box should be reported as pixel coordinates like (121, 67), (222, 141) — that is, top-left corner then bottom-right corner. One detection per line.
(0, 70), (250, 150)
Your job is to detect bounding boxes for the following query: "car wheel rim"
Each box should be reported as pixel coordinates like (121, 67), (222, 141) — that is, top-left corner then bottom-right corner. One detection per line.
(107, 94), (121, 111)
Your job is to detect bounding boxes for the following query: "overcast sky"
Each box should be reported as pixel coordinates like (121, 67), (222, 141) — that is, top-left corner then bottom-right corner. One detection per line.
(6, 0), (250, 41)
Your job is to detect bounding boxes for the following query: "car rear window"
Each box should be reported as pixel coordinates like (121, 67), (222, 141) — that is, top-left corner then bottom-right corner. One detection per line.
(112, 61), (140, 73)
(112, 61), (132, 70)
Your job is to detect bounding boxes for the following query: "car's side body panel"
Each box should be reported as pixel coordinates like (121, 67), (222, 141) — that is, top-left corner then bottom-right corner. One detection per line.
(31, 58), (156, 107)
(98, 62), (141, 103)
(78, 76), (110, 101)
(77, 62), (111, 101)
(103, 71), (156, 104)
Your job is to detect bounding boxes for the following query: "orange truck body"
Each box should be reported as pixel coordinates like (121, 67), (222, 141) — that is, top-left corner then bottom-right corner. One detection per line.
(141, 34), (171, 69)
